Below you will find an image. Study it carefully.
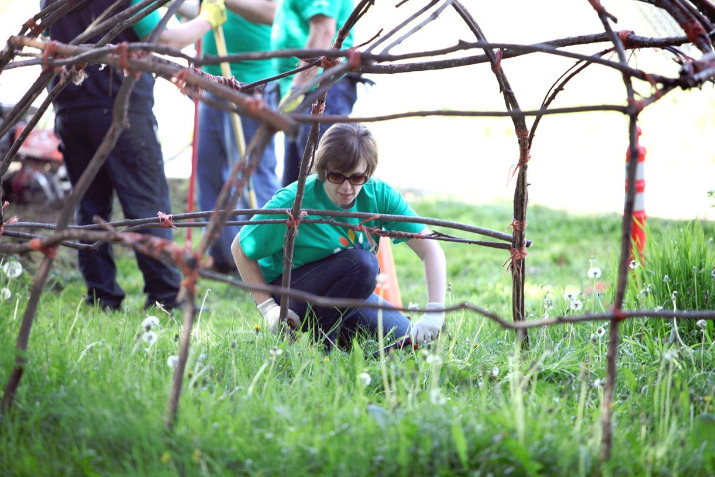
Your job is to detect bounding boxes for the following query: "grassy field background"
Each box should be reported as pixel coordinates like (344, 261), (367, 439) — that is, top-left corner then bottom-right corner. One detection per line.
(1, 184), (714, 475)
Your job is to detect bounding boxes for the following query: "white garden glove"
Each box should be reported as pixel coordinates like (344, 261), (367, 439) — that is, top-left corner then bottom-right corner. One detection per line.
(410, 302), (445, 346)
(257, 298), (301, 333)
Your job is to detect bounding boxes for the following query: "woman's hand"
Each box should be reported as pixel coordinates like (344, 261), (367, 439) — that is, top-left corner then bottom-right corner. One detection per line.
(257, 298), (301, 333)
(410, 302), (445, 345)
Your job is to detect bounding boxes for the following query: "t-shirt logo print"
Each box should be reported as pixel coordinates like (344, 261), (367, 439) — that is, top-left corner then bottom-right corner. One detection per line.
(337, 229), (371, 252)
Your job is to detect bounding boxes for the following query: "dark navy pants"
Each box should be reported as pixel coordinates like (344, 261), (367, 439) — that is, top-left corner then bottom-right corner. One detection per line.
(270, 249), (411, 350)
(197, 85), (281, 273)
(55, 108), (181, 309)
(282, 77), (358, 186)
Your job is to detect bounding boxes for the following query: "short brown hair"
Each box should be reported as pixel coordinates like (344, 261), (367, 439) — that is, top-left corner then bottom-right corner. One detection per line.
(312, 123), (378, 181)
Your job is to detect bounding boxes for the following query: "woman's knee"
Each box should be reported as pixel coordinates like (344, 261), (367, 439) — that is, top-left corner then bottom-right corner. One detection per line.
(340, 249), (379, 287)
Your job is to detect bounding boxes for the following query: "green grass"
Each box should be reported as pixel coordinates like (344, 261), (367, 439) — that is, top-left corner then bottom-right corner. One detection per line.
(1, 196), (714, 476)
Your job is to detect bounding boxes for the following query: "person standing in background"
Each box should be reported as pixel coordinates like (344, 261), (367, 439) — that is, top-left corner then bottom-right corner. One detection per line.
(195, 0), (282, 275)
(272, 0), (359, 187)
(43, 0), (226, 310)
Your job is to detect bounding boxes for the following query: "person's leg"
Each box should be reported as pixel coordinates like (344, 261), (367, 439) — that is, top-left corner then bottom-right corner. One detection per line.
(196, 93), (242, 273)
(55, 108), (124, 309)
(241, 82), (280, 208)
(338, 293), (412, 349)
(270, 248), (379, 346)
(109, 112), (181, 308)
(294, 77), (358, 170)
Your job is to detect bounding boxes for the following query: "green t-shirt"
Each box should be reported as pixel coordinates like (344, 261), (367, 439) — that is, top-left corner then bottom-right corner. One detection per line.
(271, 0), (355, 94)
(202, 12), (275, 83)
(239, 175), (425, 283)
(131, 0), (162, 39)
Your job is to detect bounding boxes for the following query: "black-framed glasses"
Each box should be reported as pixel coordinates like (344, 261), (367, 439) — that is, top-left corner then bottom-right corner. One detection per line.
(325, 171), (369, 185)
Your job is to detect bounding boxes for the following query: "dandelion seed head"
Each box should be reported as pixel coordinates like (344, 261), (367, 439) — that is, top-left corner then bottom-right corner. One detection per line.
(663, 275), (670, 282)
(167, 355), (179, 369)
(696, 319), (707, 330)
(570, 299), (583, 311)
(0, 287), (11, 301)
(544, 298), (553, 309)
(654, 306), (663, 311)
(593, 378), (605, 388)
(359, 371), (372, 387)
(663, 349), (677, 362)
(587, 267), (602, 279)
(408, 302), (420, 310)
(711, 269), (715, 279)
(429, 388), (447, 405)
(590, 334), (597, 343)
(426, 354), (443, 366)
(269, 347), (283, 358)
(597, 326), (606, 337)
(490, 366), (500, 378)
(142, 331), (158, 346)
(141, 315), (160, 332)
(2, 260), (23, 279)
(629, 260), (639, 270)
(421, 349), (430, 360)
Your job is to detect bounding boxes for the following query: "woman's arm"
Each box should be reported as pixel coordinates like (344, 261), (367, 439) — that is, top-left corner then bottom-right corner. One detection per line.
(406, 229), (447, 303)
(231, 234), (272, 304)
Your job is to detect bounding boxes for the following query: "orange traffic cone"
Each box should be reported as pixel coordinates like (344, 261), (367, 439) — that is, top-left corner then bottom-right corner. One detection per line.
(375, 237), (402, 308)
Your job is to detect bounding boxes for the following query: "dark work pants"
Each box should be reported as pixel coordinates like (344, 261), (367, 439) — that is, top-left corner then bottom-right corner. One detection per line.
(270, 249), (411, 350)
(282, 77), (358, 186)
(55, 108), (181, 309)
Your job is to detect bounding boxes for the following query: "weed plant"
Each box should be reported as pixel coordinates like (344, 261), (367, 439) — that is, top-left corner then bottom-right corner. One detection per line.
(1, 199), (714, 476)
(623, 220), (715, 345)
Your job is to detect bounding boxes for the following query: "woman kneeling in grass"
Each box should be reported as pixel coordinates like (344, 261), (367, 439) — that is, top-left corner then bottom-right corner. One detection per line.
(232, 122), (447, 350)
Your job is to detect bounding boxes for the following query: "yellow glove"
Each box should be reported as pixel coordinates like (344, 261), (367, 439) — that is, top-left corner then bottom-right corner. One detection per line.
(199, 0), (227, 29)
(278, 87), (305, 114)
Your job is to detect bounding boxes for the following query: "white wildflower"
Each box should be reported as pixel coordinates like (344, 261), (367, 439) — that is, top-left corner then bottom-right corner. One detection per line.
(662, 349), (677, 362)
(141, 315), (161, 332)
(569, 299), (583, 311)
(429, 388), (447, 405)
(0, 287), (10, 301)
(142, 331), (158, 346)
(167, 355), (179, 369)
(359, 371), (372, 387)
(696, 320), (707, 330)
(587, 267), (602, 279)
(269, 347), (283, 359)
(2, 260), (23, 279)
(490, 366), (500, 378)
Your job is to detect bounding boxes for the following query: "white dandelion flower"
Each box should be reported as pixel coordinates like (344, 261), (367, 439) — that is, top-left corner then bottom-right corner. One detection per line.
(142, 331), (158, 346)
(141, 315), (160, 332)
(587, 267), (602, 279)
(2, 260), (23, 279)
(429, 388), (447, 405)
(167, 355), (179, 369)
(0, 287), (11, 301)
(359, 372), (372, 387)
